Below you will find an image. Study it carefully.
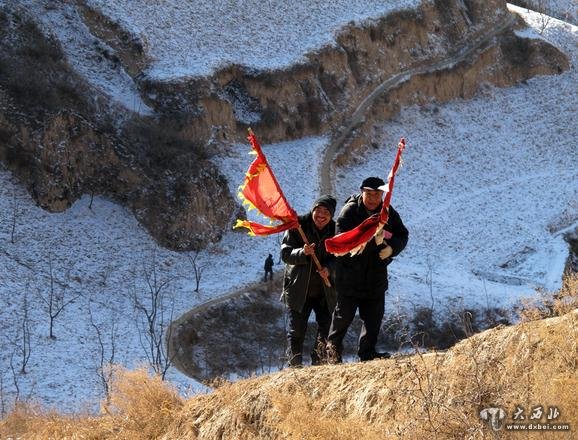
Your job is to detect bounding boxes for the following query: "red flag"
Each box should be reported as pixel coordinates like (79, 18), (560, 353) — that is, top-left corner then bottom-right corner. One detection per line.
(234, 130), (299, 236)
(325, 138), (406, 256)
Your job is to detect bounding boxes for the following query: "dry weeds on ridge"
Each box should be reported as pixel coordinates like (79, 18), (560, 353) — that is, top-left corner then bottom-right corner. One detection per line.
(1, 274), (576, 439)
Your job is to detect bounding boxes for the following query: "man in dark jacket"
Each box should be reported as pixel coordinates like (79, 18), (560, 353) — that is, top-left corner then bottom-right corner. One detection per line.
(327, 177), (408, 362)
(264, 254), (274, 281)
(281, 195), (337, 367)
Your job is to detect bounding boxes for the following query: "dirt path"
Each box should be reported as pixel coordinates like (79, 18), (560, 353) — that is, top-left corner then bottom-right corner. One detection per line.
(170, 13), (518, 379)
(172, 275), (279, 326)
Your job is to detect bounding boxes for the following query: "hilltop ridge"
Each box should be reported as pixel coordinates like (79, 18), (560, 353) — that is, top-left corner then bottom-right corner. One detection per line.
(2, 307), (576, 439)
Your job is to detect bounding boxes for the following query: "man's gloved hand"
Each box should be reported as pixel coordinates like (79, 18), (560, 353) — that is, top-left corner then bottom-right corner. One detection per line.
(303, 243), (316, 256)
(379, 245), (393, 260)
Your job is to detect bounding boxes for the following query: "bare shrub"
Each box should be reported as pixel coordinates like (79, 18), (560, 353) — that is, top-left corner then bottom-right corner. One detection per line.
(187, 250), (206, 293)
(9, 289), (32, 376)
(88, 305), (117, 404)
(131, 254), (176, 379)
(102, 367), (183, 435)
(36, 253), (80, 339)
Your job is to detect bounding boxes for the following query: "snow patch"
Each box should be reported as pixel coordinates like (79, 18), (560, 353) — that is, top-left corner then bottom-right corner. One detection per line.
(85, 0), (422, 79)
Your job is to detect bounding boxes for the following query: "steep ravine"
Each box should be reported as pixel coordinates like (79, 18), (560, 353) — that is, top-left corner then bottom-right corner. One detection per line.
(0, 0), (569, 251)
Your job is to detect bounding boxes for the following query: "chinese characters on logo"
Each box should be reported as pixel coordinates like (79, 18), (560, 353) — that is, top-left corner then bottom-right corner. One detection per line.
(512, 405), (561, 421)
(480, 404), (569, 432)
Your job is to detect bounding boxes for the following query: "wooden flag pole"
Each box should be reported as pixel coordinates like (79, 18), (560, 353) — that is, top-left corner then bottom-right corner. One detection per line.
(297, 226), (332, 288)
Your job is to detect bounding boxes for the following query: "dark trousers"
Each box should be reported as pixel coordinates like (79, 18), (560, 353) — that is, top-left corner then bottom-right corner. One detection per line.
(327, 292), (385, 360)
(264, 269), (273, 281)
(287, 293), (331, 366)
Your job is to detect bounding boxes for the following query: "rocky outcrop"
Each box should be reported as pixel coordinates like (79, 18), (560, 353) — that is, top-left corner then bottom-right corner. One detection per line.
(0, 5), (235, 250)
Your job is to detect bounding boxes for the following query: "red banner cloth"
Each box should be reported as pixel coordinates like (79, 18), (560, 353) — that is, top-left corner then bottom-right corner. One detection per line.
(325, 138), (406, 256)
(234, 131), (299, 236)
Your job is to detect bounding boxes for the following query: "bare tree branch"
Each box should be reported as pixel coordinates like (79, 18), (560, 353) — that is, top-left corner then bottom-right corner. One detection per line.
(9, 353), (20, 403)
(36, 253), (80, 339)
(10, 188), (18, 244)
(17, 290), (32, 375)
(187, 251), (206, 293)
(132, 252), (177, 379)
(0, 370), (5, 416)
(88, 303), (117, 403)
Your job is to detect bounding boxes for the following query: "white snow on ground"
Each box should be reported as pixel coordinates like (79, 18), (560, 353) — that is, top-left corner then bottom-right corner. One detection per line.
(13, 0), (153, 115)
(85, 0), (422, 79)
(0, 3), (576, 414)
(516, 0), (577, 24)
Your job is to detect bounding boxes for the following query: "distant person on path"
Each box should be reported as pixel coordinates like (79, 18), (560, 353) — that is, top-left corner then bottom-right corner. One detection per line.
(281, 195), (337, 367)
(327, 177), (408, 363)
(264, 254), (274, 281)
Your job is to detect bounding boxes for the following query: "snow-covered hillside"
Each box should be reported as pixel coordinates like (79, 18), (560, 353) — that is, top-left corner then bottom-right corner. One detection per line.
(518, 0), (577, 24)
(342, 6), (578, 316)
(85, 0), (422, 79)
(0, 2), (576, 413)
(16, 0), (153, 114)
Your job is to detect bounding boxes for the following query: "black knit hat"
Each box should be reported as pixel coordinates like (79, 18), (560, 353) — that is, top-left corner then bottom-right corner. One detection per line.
(312, 195), (337, 216)
(360, 176), (385, 190)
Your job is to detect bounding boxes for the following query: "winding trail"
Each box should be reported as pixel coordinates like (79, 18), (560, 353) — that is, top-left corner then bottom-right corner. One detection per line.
(170, 12), (521, 378)
(319, 13), (517, 195)
(171, 277), (277, 328)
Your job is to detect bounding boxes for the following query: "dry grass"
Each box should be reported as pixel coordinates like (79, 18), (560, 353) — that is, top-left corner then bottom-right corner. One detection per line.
(518, 271), (578, 321)
(1, 281), (577, 439)
(160, 306), (577, 439)
(0, 367), (183, 439)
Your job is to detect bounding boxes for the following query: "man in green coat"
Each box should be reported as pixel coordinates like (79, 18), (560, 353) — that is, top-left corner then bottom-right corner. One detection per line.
(281, 195), (337, 367)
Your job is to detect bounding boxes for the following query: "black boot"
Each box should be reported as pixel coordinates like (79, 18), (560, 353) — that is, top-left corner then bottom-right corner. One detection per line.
(359, 350), (390, 362)
(288, 341), (304, 367)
